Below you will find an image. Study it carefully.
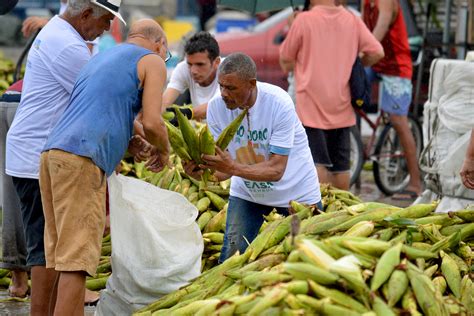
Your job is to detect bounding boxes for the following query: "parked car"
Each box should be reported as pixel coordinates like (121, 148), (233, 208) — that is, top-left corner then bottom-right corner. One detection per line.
(214, 7), (293, 90)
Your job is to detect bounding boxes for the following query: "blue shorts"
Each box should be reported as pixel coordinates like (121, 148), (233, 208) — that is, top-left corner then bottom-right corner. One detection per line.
(365, 68), (412, 116)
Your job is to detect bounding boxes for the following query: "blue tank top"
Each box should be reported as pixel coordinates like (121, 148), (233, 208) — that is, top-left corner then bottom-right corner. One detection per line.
(44, 43), (153, 176)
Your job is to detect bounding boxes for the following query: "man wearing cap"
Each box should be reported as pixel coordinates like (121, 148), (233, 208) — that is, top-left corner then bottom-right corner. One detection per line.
(5, 0), (124, 314)
(40, 18), (169, 315)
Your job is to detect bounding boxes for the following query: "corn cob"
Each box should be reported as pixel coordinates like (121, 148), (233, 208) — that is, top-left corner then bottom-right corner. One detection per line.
(432, 275), (447, 294)
(370, 243), (402, 291)
(387, 269), (408, 306)
(282, 262), (339, 285)
(343, 220), (375, 237)
(164, 120), (192, 161)
(440, 251), (462, 298)
(173, 105), (201, 163)
(196, 197), (211, 212)
(216, 108), (248, 150)
(248, 287), (288, 316)
(309, 280), (368, 313)
(204, 191), (226, 211)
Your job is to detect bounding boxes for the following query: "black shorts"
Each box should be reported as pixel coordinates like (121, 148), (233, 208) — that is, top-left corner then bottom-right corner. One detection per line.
(304, 126), (352, 173)
(12, 177), (46, 266)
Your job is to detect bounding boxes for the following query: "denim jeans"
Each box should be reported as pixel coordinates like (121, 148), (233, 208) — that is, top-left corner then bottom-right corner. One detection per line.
(0, 101), (28, 270)
(219, 196), (323, 263)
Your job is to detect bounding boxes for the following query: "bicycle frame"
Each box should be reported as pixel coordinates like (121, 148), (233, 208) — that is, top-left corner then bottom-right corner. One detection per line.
(354, 108), (408, 162)
(354, 108), (383, 160)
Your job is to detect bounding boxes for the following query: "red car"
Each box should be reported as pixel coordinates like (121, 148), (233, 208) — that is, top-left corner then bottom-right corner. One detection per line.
(214, 8), (293, 90)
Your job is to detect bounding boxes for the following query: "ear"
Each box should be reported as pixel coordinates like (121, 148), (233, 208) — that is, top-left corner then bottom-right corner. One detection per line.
(81, 7), (93, 20)
(213, 56), (221, 67)
(249, 78), (257, 88)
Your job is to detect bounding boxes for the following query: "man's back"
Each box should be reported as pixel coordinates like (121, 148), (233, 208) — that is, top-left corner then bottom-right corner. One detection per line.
(44, 43), (153, 176)
(280, 6), (382, 130)
(6, 16), (90, 179)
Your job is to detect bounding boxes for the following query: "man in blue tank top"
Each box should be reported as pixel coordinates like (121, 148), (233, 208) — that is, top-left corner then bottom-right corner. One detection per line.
(39, 19), (170, 314)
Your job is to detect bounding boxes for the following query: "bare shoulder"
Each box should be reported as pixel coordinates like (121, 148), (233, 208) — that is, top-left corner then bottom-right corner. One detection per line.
(137, 54), (166, 81)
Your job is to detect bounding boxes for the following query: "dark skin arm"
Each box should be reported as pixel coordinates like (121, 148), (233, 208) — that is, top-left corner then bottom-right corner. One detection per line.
(460, 128), (474, 189)
(184, 147), (289, 182)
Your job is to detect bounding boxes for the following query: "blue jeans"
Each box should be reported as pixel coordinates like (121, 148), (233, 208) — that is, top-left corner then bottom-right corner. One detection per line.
(219, 196), (323, 263)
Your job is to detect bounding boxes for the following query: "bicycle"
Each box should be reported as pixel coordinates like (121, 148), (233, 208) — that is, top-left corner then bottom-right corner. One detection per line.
(349, 106), (423, 195)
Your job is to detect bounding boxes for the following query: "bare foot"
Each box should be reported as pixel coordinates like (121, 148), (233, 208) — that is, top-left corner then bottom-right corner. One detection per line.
(84, 288), (100, 305)
(8, 270), (29, 298)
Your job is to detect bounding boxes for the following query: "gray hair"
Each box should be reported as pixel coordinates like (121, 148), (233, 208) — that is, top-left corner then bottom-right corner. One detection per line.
(218, 52), (257, 80)
(66, 0), (109, 18)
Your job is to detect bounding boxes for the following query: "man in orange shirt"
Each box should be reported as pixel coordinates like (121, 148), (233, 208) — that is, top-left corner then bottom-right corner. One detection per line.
(279, 0), (383, 190)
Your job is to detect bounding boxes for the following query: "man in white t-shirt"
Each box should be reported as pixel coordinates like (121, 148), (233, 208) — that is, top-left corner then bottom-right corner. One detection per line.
(185, 53), (322, 262)
(5, 0), (124, 314)
(163, 31), (220, 120)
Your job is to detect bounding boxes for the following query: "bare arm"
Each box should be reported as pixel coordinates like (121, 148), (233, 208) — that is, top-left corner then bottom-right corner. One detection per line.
(279, 57), (294, 73)
(192, 103), (208, 120)
(360, 52), (384, 67)
(162, 87), (181, 109)
(201, 147), (288, 182)
(372, 0), (395, 42)
(22, 16), (48, 38)
(460, 128), (474, 189)
(138, 54), (169, 154)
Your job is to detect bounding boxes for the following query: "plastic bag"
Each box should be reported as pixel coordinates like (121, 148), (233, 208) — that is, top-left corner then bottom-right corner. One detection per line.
(95, 174), (203, 315)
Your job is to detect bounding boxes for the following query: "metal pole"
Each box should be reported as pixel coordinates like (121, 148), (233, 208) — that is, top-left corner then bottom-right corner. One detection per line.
(442, 0), (454, 57)
(456, 0), (469, 59)
(413, 2), (432, 116)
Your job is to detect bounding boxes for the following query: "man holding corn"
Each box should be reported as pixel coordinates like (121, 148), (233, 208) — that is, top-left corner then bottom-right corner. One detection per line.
(186, 53), (322, 262)
(162, 31), (221, 120)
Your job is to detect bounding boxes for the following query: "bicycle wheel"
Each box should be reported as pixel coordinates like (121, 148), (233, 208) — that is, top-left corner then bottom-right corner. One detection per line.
(373, 115), (423, 195)
(349, 126), (364, 186)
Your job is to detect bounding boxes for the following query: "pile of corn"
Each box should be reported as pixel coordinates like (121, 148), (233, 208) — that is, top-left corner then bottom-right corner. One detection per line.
(121, 157), (360, 273)
(0, 52), (15, 94)
(134, 201), (474, 315)
(85, 234), (112, 291)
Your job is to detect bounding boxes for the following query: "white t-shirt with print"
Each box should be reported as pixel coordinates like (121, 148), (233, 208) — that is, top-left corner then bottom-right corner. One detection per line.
(207, 82), (321, 208)
(167, 60), (220, 107)
(6, 16), (91, 179)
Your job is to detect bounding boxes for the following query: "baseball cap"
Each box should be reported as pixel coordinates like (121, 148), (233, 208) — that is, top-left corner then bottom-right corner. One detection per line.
(91, 0), (126, 25)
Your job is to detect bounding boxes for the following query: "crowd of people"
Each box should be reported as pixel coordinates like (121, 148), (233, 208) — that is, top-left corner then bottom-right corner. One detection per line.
(1, 0), (473, 315)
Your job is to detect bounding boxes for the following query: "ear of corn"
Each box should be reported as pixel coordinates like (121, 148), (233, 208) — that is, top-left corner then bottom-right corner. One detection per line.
(173, 105), (201, 163)
(216, 108), (248, 150)
(164, 120), (192, 161)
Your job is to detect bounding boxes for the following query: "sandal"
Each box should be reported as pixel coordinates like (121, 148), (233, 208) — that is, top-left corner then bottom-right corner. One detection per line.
(392, 189), (420, 201)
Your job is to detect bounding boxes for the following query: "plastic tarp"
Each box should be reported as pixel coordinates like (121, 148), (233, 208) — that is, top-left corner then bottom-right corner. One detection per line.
(417, 59), (474, 211)
(95, 174), (203, 315)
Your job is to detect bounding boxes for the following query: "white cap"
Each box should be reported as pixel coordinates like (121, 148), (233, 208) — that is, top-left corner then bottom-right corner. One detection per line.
(91, 0), (126, 25)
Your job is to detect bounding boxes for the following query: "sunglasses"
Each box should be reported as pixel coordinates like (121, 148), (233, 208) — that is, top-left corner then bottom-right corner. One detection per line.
(165, 48), (172, 63)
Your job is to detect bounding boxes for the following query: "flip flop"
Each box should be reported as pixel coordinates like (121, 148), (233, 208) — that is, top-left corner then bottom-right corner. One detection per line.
(392, 189), (420, 201)
(84, 297), (100, 307)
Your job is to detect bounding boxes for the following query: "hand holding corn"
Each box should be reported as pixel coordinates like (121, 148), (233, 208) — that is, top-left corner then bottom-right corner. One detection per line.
(201, 147), (235, 175)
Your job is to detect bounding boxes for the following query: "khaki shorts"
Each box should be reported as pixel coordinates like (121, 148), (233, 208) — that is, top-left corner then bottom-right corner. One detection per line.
(40, 150), (106, 276)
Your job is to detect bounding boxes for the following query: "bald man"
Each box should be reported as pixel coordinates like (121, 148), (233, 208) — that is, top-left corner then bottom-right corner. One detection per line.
(38, 19), (170, 315)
